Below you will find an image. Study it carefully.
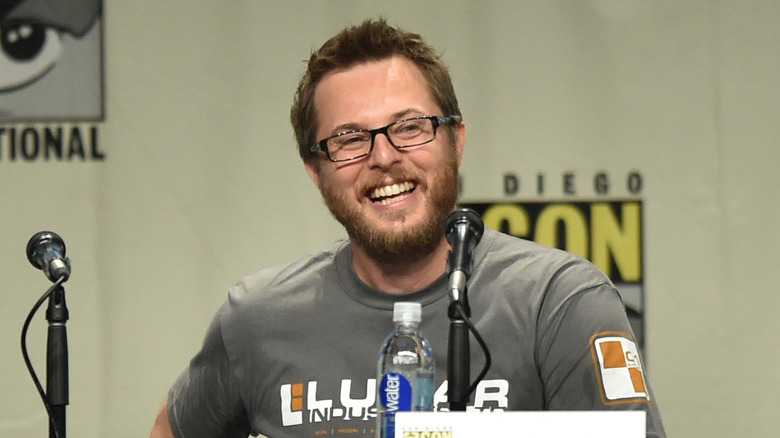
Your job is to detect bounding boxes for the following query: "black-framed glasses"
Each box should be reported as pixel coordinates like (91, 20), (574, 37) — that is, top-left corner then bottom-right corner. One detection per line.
(310, 115), (461, 162)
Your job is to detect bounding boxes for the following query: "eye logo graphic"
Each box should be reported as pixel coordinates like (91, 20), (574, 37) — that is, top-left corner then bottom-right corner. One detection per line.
(1, 0), (103, 121)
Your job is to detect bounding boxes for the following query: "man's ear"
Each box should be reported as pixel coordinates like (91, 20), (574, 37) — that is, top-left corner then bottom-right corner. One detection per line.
(454, 121), (467, 167)
(304, 158), (322, 190)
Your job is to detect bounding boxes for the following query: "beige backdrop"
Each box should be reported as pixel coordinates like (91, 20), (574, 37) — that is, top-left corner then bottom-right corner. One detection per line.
(2, 1), (779, 437)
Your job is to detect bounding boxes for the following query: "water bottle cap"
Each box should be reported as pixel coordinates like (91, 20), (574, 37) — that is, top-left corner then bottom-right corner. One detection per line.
(393, 301), (422, 324)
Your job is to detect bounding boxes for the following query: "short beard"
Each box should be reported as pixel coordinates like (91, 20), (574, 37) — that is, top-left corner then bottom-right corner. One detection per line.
(319, 154), (459, 265)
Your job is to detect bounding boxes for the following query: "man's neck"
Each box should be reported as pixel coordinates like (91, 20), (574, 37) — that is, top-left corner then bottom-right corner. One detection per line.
(351, 239), (450, 294)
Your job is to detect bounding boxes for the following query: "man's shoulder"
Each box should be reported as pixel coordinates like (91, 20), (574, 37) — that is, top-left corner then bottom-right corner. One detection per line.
(228, 238), (349, 301)
(481, 228), (579, 263)
(479, 228), (610, 284)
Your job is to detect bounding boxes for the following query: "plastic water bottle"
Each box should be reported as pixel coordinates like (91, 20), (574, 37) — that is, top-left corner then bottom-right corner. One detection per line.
(376, 302), (434, 438)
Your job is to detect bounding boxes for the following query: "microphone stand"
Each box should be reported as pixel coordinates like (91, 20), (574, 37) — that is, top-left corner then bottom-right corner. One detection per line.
(447, 272), (470, 412)
(46, 284), (69, 438)
(444, 208), (486, 412)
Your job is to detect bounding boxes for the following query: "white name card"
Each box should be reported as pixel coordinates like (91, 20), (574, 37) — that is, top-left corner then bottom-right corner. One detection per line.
(394, 410), (645, 438)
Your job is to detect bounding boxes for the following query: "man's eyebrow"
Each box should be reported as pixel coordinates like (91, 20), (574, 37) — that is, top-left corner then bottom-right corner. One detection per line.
(327, 108), (428, 135)
(391, 108), (426, 120)
(329, 123), (365, 135)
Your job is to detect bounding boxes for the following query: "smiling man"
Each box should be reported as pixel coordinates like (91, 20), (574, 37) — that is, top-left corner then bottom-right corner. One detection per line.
(151, 19), (665, 438)
(306, 54), (464, 292)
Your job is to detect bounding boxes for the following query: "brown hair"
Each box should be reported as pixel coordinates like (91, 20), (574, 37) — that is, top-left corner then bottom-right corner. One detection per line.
(290, 18), (462, 161)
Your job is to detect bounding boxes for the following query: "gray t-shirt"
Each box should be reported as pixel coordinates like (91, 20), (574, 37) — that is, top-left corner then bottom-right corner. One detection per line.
(168, 229), (665, 437)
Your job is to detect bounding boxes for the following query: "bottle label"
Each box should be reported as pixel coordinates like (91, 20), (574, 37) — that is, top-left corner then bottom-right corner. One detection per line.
(379, 372), (412, 437)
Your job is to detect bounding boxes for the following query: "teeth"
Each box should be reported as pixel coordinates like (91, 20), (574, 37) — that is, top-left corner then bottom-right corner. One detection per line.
(370, 182), (415, 205)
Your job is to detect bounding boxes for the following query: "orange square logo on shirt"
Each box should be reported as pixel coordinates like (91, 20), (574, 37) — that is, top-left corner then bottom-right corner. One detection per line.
(591, 332), (650, 405)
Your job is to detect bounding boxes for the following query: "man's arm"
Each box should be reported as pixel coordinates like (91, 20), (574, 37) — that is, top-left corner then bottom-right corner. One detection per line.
(150, 400), (174, 438)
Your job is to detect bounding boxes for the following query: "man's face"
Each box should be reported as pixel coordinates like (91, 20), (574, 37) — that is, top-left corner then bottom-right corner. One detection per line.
(305, 55), (465, 263)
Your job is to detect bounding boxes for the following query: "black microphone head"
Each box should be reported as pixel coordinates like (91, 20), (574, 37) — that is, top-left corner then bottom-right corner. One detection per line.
(445, 208), (484, 244)
(27, 231), (70, 282)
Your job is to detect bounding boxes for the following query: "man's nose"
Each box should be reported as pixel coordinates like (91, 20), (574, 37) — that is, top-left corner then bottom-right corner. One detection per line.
(367, 132), (401, 168)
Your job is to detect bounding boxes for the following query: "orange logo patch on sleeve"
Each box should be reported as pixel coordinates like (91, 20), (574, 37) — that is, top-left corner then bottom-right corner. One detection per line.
(590, 332), (649, 405)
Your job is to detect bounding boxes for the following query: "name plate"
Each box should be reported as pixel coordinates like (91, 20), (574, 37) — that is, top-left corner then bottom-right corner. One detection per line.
(394, 411), (645, 438)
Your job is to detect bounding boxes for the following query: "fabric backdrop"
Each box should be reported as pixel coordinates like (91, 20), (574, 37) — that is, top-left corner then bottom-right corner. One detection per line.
(1, 1), (778, 437)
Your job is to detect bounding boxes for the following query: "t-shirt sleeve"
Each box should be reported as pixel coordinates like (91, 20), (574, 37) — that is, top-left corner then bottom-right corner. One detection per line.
(167, 303), (251, 438)
(535, 262), (666, 437)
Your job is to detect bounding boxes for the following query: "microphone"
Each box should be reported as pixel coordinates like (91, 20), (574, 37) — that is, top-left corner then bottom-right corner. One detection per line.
(445, 208), (484, 303)
(444, 208), (484, 411)
(27, 231), (71, 283)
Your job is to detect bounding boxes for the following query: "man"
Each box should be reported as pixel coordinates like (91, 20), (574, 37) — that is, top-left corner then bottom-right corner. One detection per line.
(151, 19), (665, 438)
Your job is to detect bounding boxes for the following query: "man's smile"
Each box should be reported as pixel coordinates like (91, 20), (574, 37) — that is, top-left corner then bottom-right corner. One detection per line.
(368, 181), (416, 206)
